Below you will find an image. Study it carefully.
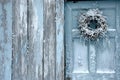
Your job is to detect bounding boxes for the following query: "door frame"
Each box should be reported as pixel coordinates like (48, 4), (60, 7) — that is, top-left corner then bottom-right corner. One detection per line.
(54, 0), (120, 80)
(61, 0), (120, 79)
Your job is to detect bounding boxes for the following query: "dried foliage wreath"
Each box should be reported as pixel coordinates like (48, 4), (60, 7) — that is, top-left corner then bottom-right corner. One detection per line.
(79, 9), (108, 40)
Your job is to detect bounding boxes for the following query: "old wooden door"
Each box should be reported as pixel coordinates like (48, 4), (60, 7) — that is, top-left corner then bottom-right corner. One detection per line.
(65, 1), (120, 80)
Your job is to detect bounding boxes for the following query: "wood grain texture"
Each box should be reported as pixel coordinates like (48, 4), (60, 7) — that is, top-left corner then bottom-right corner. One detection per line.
(43, 0), (56, 80)
(27, 0), (43, 80)
(12, 0), (27, 80)
(12, 0), (43, 80)
(56, 0), (64, 80)
(0, 0), (65, 80)
(0, 0), (12, 80)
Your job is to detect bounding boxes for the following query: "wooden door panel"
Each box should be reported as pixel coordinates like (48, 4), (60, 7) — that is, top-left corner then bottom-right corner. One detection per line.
(73, 39), (89, 73)
(96, 38), (115, 73)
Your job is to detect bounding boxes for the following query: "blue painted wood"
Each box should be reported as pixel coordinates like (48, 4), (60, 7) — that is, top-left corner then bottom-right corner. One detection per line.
(12, 0), (44, 80)
(65, 4), (73, 78)
(65, 1), (120, 80)
(12, 0), (27, 80)
(27, 0), (43, 80)
(0, 1), (12, 80)
(43, 0), (56, 80)
(56, 0), (64, 80)
(36, 0), (44, 79)
(0, 0), (65, 80)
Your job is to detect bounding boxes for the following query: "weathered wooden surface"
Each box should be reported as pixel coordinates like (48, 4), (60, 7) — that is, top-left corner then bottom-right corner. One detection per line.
(0, 0), (64, 80)
(43, 0), (56, 80)
(27, 0), (43, 80)
(12, 0), (43, 80)
(56, 0), (64, 80)
(0, 0), (12, 80)
(12, 0), (27, 80)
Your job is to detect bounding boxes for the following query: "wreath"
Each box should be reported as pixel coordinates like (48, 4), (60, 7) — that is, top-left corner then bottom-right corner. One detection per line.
(78, 9), (108, 40)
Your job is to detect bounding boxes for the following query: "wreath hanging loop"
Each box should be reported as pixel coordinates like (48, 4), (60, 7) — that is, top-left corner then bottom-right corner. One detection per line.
(78, 9), (108, 40)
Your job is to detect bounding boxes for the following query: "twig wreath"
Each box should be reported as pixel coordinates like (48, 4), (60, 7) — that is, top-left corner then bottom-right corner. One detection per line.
(78, 9), (108, 40)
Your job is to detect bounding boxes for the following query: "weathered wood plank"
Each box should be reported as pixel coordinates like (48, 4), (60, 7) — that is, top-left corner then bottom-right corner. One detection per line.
(27, 0), (43, 80)
(43, 0), (56, 80)
(12, 0), (27, 80)
(34, 0), (44, 79)
(56, 0), (64, 80)
(0, 0), (12, 80)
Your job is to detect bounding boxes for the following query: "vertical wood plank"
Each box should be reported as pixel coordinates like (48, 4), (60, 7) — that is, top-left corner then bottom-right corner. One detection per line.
(26, 1), (35, 79)
(56, 0), (64, 80)
(0, 0), (12, 80)
(27, 0), (43, 80)
(34, 0), (44, 79)
(12, 0), (27, 80)
(12, 0), (43, 80)
(43, 0), (56, 80)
